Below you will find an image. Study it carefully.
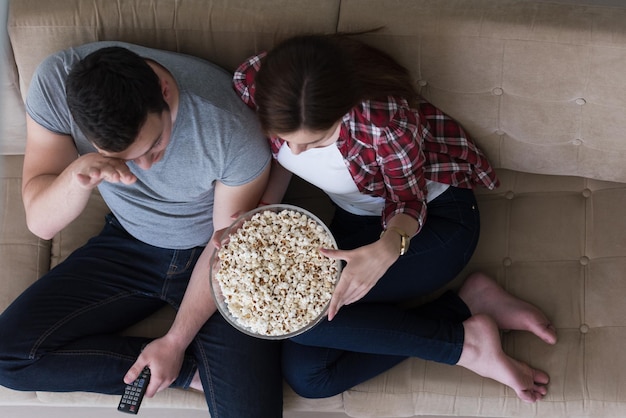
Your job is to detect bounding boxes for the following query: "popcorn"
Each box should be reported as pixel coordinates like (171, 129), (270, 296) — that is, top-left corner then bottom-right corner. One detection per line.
(215, 208), (339, 337)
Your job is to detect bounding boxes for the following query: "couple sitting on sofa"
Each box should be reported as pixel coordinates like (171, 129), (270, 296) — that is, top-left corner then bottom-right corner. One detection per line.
(0, 34), (557, 417)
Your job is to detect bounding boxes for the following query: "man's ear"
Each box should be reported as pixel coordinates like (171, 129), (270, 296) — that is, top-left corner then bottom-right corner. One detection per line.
(160, 78), (171, 100)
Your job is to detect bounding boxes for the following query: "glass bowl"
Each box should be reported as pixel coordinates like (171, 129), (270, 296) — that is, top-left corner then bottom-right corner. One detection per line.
(209, 204), (341, 340)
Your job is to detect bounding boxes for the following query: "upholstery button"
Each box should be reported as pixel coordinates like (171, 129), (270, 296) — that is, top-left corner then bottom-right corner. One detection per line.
(575, 98), (586, 105)
(495, 129), (505, 136)
(579, 324), (589, 334)
(582, 189), (592, 198)
(505, 191), (515, 200)
(580, 256), (590, 265)
(492, 87), (504, 96)
(503, 257), (513, 267)
(572, 138), (583, 146)
(418, 80), (428, 87)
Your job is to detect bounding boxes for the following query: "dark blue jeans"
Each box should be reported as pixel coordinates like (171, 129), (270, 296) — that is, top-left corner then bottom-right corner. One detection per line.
(282, 187), (478, 398)
(0, 214), (283, 417)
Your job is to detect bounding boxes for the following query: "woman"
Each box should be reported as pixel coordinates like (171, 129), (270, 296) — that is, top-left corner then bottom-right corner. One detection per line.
(233, 34), (557, 403)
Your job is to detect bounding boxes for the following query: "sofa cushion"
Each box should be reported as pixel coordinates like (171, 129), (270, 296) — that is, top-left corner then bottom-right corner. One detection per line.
(336, 0), (626, 183)
(7, 0), (342, 101)
(0, 155), (49, 312)
(0, 3), (25, 156)
(341, 168), (626, 417)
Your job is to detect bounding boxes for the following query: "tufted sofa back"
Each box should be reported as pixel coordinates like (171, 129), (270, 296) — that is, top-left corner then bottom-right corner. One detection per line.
(6, 0), (626, 183)
(5, 1), (626, 416)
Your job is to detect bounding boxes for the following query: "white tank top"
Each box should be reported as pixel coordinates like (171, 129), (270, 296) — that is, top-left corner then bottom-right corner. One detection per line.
(277, 142), (449, 216)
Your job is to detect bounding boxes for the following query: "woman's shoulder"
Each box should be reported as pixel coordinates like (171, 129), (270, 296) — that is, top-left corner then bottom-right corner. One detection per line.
(351, 96), (417, 129)
(233, 52), (267, 85)
(233, 51), (267, 108)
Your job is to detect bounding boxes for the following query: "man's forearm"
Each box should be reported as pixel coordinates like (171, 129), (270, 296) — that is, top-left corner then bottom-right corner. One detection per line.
(23, 170), (93, 239)
(165, 245), (218, 350)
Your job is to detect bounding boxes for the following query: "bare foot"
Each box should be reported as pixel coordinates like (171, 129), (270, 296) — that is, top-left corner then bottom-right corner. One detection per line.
(189, 369), (203, 393)
(458, 272), (557, 345)
(457, 315), (550, 403)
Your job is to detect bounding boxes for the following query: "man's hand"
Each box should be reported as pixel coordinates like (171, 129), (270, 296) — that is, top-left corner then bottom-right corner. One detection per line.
(124, 335), (186, 398)
(72, 153), (137, 189)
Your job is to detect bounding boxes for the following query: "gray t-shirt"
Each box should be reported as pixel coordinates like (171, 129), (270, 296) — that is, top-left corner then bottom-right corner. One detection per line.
(26, 41), (270, 249)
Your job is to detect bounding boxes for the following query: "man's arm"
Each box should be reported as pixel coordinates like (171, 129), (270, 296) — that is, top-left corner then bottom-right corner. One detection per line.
(124, 163), (271, 397)
(23, 115), (136, 239)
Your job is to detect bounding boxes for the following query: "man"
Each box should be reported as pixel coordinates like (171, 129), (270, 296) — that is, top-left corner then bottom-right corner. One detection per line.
(0, 42), (282, 417)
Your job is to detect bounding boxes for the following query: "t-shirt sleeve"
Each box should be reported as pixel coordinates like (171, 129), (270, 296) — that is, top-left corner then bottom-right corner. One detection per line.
(25, 52), (75, 136)
(219, 105), (271, 187)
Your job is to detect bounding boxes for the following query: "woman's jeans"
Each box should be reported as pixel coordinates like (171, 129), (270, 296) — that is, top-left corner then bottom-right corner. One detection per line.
(282, 186), (479, 398)
(0, 214), (283, 417)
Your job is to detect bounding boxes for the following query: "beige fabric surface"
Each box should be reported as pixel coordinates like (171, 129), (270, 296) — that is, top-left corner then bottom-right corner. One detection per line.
(343, 169), (626, 417)
(4, 0), (626, 417)
(0, 155), (48, 309)
(7, 0), (341, 99)
(0, 0), (25, 155)
(9, 0), (626, 183)
(337, 0), (626, 183)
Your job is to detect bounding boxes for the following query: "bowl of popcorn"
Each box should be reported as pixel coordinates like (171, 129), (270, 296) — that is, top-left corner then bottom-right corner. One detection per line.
(209, 204), (341, 339)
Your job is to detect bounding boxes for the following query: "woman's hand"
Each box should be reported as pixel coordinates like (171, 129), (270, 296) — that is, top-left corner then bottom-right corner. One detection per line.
(322, 236), (400, 320)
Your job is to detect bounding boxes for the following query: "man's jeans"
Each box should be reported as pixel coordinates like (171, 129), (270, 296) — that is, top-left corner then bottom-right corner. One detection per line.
(0, 214), (283, 417)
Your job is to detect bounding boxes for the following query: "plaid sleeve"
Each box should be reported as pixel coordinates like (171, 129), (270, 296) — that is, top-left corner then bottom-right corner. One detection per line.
(418, 99), (499, 190)
(344, 99), (429, 232)
(232, 51), (285, 157)
(376, 100), (429, 232)
(232, 52), (267, 111)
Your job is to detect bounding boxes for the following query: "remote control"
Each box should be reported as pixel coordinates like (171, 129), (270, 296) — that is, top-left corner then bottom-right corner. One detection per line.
(118, 366), (151, 414)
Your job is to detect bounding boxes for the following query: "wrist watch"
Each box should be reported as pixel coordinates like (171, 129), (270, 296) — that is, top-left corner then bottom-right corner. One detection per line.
(380, 226), (411, 256)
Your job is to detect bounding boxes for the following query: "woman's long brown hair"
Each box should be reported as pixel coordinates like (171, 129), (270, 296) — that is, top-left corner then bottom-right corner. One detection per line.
(254, 32), (418, 136)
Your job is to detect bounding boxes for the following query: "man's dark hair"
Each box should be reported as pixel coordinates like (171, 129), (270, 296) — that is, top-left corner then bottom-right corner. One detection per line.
(66, 46), (169, 152)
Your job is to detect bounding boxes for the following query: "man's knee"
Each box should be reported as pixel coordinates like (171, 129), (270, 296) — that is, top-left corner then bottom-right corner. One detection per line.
(0, 330), (32, 390)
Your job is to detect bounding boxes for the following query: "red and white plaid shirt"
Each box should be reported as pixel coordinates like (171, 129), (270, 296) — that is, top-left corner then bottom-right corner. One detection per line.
(233, 52), (499, 231)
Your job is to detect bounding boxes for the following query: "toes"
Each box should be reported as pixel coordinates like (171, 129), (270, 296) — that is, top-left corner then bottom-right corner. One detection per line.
(517, 389), (541, 403)
(533, 369), (550, 385)
(534, 384), (548, 396)
(517, 386), (547, 403)
(545, 323), (558, 344)
(531, 321), (558, 345)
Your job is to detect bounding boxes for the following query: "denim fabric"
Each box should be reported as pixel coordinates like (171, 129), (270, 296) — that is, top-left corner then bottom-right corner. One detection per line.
(282, 187), (478, 398)
(0, 214), (283, 417)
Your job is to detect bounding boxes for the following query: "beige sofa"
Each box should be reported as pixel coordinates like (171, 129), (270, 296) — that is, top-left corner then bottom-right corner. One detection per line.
(4, 0), (626, 417)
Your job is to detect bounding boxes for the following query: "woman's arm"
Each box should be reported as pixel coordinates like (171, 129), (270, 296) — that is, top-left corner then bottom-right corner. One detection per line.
(324, 100), (426, 319)
(258, 159), (292, 205)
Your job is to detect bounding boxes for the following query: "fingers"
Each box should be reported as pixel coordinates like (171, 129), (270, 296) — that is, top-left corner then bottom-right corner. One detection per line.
(319, 247), (345, 260)
(327, 287), (343, 321)
(230, 210), (245, 220)
(96, 160), (136, 184)
(323, 248), (350, 321)
(327, 269), (369, 321)
(75, 155), (137, 189)
(323, 247), (382, 320)
(329, 278), (369, 318)
(123, 363), (142, 385)
(124, 362), (173, 398)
